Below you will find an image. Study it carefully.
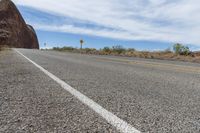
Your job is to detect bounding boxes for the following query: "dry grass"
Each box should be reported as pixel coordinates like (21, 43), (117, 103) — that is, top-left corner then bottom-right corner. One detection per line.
(98, 50), (200, 63)
(51, 47), (200, 63)
(0, 45), (10, 52)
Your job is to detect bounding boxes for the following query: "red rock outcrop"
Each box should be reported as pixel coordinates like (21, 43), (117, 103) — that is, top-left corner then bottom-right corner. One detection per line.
(0, 0), (39, 49)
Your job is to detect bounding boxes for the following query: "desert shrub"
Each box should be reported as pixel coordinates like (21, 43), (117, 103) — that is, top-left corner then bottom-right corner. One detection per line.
(173, 43), (190, 56)
(180, 47), (190, 55)
(52, 47), (60, 50)
(99, 47), (110, 55)
(84, 48), (96, 53)
(173, 43), (182, 54)
(124, 48), (135, 56)
(53, 46), (75, 51)
(112, 45), (126, 54)
(164, 48), (172, 53)
(62, 46), (75, 51)
(127, 48), (136, 52)
(102, 47), (112, 53)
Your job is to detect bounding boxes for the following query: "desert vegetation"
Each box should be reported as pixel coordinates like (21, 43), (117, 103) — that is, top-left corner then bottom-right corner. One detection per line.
(0, 45), (9, 51)
(51, 43), (200, 63)
(173, 43), (191, 56)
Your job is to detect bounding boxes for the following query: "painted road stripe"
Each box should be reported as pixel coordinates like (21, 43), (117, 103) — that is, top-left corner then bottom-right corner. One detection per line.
(15, 49), (140, 133)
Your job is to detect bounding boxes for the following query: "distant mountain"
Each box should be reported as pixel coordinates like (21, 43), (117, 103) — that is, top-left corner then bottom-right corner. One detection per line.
(0, 0), (39, 49)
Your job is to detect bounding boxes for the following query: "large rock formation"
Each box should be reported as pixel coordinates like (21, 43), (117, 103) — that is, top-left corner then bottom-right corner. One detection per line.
(0, 0), (39, 49)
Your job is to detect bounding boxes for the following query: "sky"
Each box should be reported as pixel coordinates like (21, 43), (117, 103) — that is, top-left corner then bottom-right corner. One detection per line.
(12, 0), (200, 51)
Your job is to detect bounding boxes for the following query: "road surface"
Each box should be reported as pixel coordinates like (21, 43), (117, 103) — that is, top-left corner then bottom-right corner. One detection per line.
(1, 49), (200, 133)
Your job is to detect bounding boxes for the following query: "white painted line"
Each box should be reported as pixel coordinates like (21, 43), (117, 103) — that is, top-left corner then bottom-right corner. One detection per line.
(15, 49), (141, 133)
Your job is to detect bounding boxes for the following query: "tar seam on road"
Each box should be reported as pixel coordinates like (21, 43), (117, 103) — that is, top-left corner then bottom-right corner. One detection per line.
(14, 49), (141, 133)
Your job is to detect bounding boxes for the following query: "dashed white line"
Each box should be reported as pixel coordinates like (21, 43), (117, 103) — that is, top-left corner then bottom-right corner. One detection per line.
(15, 49), (141, 133)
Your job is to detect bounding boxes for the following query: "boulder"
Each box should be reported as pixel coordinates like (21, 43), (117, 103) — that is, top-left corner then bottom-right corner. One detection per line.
(0, 0), (39, 49)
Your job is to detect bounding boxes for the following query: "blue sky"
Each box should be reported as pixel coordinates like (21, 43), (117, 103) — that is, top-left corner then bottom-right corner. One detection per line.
(13, 0), (200, 51)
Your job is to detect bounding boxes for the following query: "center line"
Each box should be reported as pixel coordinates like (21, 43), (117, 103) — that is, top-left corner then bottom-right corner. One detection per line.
(15, 49), (141, 133)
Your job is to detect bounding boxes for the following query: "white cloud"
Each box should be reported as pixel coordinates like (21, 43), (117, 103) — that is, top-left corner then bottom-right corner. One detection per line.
(13, 0), (200, 46)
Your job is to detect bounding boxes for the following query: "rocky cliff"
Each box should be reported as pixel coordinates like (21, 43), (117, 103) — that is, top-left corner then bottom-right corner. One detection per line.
(0, 0), (39, 49)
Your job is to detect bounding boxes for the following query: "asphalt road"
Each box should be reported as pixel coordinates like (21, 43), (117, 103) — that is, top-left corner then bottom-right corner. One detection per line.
(1, 49), (200, 133)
